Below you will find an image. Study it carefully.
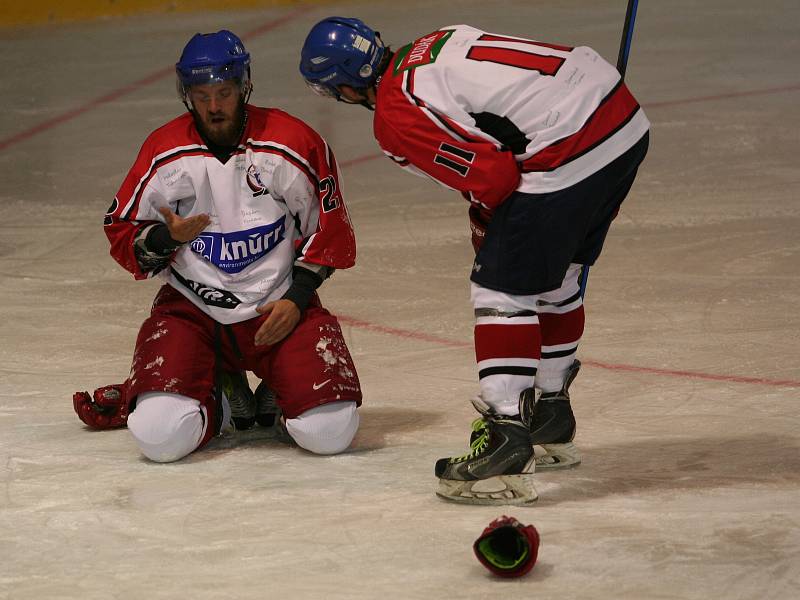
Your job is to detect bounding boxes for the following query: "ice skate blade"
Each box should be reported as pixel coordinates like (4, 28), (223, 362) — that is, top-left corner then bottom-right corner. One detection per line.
(436, 474), (538, 506)
(534, 442), (581, 470)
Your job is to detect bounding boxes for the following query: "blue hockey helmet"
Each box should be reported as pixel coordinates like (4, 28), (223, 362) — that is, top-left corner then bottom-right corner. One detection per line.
(299, 17), (385, 100)
(176, 30), (251, 103)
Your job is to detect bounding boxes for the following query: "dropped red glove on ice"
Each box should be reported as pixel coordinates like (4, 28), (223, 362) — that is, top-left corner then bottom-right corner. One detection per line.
(73, 383), (130, 429)
(473, 515), (540, 578)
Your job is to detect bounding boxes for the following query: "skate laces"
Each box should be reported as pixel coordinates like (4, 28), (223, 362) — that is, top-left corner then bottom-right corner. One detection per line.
(220, 372), (254, 413)
(256, 385), (277, 412)
(225, 380), (247, 410)
(470, 417), (487, 433)
(452, 419), (490, 463)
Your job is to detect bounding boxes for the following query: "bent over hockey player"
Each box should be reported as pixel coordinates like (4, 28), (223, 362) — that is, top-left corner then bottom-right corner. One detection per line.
(74, 30), (362, 462)
(300, 18), (649, 504)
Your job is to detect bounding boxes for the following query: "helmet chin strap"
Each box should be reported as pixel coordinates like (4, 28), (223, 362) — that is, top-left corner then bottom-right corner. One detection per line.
(335, 97), (374, 111)
(335, 87), (374, 111)
(232, 106), (248, 143)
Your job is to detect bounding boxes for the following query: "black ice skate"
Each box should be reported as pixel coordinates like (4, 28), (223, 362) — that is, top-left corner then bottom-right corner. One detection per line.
(254, 381), (291, 443)
(435, 397), (537, 506)
(525, 360), (582, 470)
(218, 370), (256, 431)
(254, 380), (279, 428)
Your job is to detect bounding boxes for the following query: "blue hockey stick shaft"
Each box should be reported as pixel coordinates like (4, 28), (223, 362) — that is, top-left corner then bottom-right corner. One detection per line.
(616, 0), (640, 78)
(578, 0), (639, 298)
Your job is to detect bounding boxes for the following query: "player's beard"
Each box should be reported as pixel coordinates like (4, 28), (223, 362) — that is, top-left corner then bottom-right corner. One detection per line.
(195, 101), (246, 147)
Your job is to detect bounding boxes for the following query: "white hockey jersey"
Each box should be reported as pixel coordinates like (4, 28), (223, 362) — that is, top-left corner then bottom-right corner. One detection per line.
(374, 24), (650, 208)
(105, 106), (356, 324)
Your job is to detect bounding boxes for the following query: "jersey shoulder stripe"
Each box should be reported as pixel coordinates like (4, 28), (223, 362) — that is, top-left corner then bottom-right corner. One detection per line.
(246, 141), (319, 187)
(141, 112), (202, 156)
(120, 145), (207, 219)
(521, 81), (641, 172)
(249, 107), (327, 160)
(118, 108), (330, 219)
(403, 68), (493, 146)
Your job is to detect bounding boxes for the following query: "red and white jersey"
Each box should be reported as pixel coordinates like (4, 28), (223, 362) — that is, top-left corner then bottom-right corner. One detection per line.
(105, 106), (356, 324)
(374, 24), (650, 208)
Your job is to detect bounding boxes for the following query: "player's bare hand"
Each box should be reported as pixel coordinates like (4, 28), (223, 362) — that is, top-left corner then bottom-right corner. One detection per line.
(158, 206), (211, 243)
(255, 299), (301, 346)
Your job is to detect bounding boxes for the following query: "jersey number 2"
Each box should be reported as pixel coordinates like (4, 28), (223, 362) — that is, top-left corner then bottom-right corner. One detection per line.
(319, 176), (338, 213)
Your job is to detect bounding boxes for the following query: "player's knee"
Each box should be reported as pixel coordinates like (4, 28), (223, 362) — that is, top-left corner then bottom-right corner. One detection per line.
(127, 392), (206, 463)
(285, 401), (359, 455)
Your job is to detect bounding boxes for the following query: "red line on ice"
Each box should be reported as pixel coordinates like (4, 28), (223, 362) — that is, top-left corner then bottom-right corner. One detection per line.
(340, 154), (383, 168)
(337, 315), (800, 389)
(4, 8), (797, 156)
(0, 9), (306, 152)
(338, 315), (468, 349)
(3, 13), (796, 391)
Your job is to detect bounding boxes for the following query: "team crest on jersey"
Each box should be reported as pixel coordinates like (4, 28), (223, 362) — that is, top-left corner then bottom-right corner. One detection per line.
(189, 216), (286, 274)
(246, 164), (269, 197)
(393, 30), (454, 74)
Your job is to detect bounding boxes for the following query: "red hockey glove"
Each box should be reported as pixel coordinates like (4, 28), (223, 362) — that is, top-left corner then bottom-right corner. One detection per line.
(473, 515), (540, 578)
(73, 383), (130, 429)
(468, 205), (492, 253)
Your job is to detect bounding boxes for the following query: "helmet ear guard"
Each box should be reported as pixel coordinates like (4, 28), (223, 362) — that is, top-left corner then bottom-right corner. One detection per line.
(175, 30), (252, 107)
(299, 17), (385, 100)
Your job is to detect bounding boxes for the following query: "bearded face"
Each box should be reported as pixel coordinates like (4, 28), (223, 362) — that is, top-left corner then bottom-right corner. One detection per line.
(187, 80), (246, 146)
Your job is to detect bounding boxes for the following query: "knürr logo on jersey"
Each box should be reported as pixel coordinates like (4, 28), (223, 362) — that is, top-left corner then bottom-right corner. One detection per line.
(190, 216), (286, 274)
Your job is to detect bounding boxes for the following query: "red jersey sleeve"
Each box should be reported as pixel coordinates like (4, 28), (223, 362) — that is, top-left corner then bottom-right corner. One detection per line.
(267, 111), (357, 270)
(374, 69), (520, 209)
(299, 139), (356, 269)
(104, 132), (166, 280)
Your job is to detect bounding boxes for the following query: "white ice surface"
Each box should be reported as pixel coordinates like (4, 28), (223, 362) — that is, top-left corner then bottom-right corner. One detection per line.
(1, 1), (799, 599)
